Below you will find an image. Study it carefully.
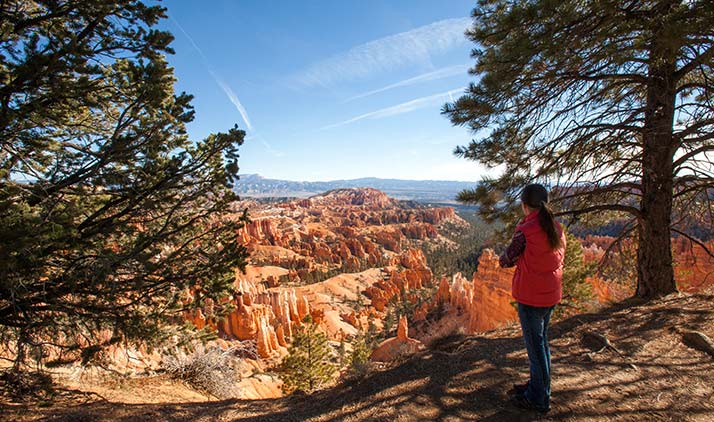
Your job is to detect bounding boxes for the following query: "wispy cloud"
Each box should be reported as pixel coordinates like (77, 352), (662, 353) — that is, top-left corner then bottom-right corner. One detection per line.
(171, 17), (254, 132)
(344, 64), (470, 102)
(294, 17), (471, 87)
(320, 87), (464, 130)
(170, 17), (210, 63)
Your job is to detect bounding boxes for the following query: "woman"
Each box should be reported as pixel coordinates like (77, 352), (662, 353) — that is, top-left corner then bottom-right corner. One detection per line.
(499, 183), (565, 413)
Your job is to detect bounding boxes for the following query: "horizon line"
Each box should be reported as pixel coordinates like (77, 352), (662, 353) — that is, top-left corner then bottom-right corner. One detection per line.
(236, 173), (478, 184)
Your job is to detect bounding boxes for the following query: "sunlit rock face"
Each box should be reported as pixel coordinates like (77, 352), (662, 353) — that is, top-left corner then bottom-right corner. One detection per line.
(187, 235), (520, 370)
(364, 249), (433, 312)
(215, 189), (463, 340)
(444, 249), (517, 334)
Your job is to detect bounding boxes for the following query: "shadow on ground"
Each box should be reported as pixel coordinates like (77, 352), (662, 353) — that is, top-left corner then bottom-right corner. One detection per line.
(3, 292), (713, 422)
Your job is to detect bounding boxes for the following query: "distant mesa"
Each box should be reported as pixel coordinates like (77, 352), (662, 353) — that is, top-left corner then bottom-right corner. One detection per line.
(309, 188), (393, 208)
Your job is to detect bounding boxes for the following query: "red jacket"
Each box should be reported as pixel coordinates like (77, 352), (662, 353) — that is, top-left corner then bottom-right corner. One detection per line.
(511, 211), (566, 307)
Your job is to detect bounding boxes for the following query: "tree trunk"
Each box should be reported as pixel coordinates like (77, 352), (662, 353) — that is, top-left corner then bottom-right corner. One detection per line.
(636, 32), (679, 299)
(12, 328), (29, 373)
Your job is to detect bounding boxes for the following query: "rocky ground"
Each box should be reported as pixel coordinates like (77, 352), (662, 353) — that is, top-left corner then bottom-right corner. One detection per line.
(3, 289), (713, 422)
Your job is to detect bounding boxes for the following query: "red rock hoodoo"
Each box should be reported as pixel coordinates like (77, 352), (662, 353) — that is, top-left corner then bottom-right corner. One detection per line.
(370, 316), (424, 362)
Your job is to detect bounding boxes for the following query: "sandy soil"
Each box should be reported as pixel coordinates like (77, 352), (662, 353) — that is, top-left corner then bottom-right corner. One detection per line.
(3, 290), (713, 422)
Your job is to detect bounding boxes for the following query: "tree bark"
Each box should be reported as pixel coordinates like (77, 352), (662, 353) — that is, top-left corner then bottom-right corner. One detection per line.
(636, 28), (679, 298)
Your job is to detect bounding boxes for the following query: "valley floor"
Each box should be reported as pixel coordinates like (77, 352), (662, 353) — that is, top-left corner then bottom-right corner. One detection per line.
(3, 290), (713, 422)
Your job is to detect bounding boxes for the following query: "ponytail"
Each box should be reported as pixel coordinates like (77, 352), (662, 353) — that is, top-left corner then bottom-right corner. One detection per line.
(520, 184), (563, 250)
(538, 202), (563, 250)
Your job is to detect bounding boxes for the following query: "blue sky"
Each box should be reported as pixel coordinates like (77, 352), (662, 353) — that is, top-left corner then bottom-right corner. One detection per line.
(160, 0), (489, 182)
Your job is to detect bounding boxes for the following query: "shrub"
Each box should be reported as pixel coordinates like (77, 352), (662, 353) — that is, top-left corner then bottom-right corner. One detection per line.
(163, 345), (241, 399)
(0, 370), (54, 401)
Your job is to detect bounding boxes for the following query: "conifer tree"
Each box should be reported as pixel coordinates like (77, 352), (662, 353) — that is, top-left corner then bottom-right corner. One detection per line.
(557, 231), (595, 317)
(0, 0), (248, 370)
(347, 333), (371, 378)
(337, 335), (347, 367)
(280, 315), (335, 394)
(382, 307), (396, 336)
(444, 0), (714, 299)
(365, 314), (380, 348)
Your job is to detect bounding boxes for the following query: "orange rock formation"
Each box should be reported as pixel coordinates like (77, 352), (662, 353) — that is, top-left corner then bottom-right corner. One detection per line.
(364, 249), (433, 311)
(427, 250), (518, 335)
(672, 238), (714, 292)
(370, 316), (424, 361)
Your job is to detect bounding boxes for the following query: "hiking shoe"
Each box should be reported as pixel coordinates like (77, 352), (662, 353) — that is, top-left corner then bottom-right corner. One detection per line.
(510, 393), (550, 413)
(510, 382), (529, 395)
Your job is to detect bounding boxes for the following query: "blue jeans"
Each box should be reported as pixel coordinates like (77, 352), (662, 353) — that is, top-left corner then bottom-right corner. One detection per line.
(517, 303), (554, 409)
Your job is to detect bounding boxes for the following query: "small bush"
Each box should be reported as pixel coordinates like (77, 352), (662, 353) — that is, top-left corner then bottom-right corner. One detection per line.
(230, 339), (259, 361)
(163, 345), (241, 399)
(0, 369), (54, 401)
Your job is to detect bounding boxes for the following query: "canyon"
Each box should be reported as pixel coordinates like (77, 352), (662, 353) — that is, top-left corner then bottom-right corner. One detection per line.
(181, 188), (525, 398)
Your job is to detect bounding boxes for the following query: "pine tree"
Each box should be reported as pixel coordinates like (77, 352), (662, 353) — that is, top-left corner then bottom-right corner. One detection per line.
(382, 307), (396, 336)
(280, 315), (335, 394)
(0, 0), (248, 370)
(556, 231), (595, 318)
(347, 333), (372, 378)
(365, 314), (380, 348)
(444, 0), (714, 299)
(337, 335), (347, 367)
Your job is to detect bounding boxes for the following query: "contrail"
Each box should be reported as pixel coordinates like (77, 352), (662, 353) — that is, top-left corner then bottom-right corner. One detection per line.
(213, 74), (254, 132)
(171, 17), (254, 132)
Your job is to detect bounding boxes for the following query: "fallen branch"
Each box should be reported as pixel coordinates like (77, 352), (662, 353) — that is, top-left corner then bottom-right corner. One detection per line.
(681, 330), (714, 358)
(581, 331), (638, 370)
(581, 331), (622, 355)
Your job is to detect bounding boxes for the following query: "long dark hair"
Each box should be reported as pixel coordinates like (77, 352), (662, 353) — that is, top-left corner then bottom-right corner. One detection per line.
(520, 184), (563, 250)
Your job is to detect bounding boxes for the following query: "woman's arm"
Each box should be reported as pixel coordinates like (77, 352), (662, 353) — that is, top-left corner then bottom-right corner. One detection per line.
(499, 230), (525, 268)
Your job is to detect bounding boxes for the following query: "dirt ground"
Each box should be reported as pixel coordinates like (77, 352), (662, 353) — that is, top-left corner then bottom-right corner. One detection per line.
(2, 290), (713, 422)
